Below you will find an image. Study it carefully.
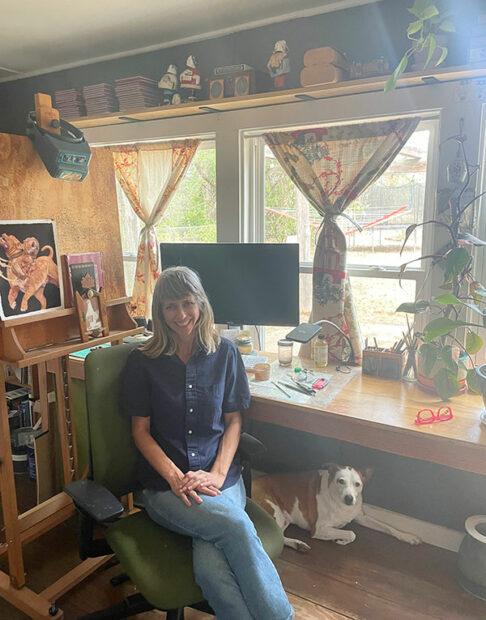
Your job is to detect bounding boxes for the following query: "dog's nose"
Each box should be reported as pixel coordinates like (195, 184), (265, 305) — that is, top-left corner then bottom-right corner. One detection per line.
(344, 495), (354, 505)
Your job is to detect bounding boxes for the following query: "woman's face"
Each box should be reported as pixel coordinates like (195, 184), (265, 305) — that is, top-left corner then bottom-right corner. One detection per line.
(162, 294), (200, 343)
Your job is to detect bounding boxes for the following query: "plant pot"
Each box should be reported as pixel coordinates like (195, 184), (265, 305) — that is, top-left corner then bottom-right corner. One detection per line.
(477, 364), (486, 426)
(417, 349), (467, 396)
(457, 515), (486, 600)
(411, 34), (449, 72)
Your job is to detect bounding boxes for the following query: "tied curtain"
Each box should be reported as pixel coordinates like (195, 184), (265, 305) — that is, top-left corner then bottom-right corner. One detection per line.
(264, 118), (419, 362)
(111, 140), (200, 319)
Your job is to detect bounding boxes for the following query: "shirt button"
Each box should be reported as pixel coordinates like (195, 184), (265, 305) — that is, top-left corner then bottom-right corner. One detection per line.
(188, 430), (193, 434)
(188, 384), (193, 388)
(189, 408), (194, 413)
(191, 452), (196, 457)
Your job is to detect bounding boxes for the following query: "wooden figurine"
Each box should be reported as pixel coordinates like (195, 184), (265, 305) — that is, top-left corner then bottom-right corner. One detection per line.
(158, 64), (181, 105)
(74, 272), (109, 342)
(267, 40), (290, 89)
(179, 55), (201, 101)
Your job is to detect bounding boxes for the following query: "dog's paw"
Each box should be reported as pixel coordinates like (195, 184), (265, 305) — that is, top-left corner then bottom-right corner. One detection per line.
(398, 532), (421, 545)
(336, 531), (356, 545)
(296, 541), (311, 553)
(284, 538), (311, 553)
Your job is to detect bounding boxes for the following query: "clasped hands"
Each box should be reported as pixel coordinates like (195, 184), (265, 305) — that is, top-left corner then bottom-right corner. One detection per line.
(169, 468), (225, 506)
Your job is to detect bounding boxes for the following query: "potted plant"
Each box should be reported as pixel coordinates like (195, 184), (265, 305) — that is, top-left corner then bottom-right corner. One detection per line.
(384, 0), (455, 92)
(396, 123), (486, 400)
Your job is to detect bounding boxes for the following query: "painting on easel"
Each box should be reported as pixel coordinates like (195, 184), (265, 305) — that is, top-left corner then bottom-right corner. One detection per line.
(0, 219), (63, 320)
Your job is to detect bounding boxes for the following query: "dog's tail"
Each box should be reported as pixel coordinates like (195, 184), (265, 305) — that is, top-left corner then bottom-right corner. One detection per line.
(40, 245), (54, 258)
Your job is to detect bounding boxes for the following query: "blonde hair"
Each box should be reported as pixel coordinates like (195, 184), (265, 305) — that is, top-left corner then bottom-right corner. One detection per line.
(141, 266), (220, 358)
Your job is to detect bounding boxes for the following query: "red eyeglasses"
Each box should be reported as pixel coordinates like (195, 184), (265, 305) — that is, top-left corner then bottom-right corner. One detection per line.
(414, 406), (453, 425)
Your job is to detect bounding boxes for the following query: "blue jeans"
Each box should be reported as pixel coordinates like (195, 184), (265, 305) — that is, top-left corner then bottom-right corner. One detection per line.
(143, 476), (294, 620)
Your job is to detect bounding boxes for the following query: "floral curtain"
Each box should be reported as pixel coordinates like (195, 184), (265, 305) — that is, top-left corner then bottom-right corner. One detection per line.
(111, 139), (200, 318)
(264, 118), (420, 362)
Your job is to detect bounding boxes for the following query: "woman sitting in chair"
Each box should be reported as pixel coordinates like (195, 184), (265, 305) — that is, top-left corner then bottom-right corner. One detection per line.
(122, 266), (294, 620)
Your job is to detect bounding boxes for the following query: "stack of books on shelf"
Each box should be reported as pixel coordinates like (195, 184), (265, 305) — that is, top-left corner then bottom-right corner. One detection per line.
(114, 76), (160, 111)
(54, 88), (85, 119)
(83, 83), (119, 116)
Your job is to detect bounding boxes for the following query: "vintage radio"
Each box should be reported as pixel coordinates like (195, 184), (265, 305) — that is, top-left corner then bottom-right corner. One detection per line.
(209, 69), (255, 99)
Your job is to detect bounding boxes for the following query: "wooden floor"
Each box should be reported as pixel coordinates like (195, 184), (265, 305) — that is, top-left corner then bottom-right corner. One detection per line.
(1, 520), (485, 619)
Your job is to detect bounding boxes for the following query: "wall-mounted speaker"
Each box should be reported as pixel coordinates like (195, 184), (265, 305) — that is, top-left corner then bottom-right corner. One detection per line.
(209, 78), (225, 100)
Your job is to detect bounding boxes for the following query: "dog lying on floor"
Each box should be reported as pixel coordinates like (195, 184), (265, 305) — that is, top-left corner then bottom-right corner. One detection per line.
(0, 233), (59, 312)
(252, 464), (421, 551)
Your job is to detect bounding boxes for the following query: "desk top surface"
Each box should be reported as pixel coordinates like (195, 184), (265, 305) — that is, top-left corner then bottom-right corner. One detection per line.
(247, 355), (486, 474)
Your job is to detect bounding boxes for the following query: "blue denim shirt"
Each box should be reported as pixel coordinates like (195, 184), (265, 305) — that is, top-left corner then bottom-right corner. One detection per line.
(122, 338), (251, 492)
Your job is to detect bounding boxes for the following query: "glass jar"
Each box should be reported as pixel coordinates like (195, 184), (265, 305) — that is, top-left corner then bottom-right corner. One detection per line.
(236, 335), (253, 355)
(314, 335), (328, 368)
(277, 339), (293, 366)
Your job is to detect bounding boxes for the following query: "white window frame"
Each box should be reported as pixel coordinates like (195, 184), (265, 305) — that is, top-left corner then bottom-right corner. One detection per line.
(116, 137), (217, 275)
(243, 116), (440, 336)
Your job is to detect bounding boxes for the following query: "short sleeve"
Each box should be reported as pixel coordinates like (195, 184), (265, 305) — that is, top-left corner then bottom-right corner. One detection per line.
(121, 350), (152, 418)
(222, 342), (251, 413)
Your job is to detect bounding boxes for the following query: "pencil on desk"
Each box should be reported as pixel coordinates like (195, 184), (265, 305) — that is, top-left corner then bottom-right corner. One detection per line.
(272, 381), (291, 397)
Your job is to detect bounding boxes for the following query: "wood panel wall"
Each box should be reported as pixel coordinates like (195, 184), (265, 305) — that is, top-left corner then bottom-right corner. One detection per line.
(0, 133), (125, 300)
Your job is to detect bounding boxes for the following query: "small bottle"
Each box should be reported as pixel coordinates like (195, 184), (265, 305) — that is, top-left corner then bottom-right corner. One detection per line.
(314, 335), (328, 368)
(236, 335), (253, 355)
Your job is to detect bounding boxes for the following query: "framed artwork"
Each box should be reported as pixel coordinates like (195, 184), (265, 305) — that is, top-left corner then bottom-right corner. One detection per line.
(0, 219), (63, 320)
(62, 252), (104, 307)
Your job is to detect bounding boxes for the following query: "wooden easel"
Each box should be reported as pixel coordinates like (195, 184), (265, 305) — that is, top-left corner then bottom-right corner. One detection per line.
(0, 299), (142, 618)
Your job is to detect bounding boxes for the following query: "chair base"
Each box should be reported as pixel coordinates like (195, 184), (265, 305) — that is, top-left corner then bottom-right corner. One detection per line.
(79, 593), (154, 619)
(79, 592), (214, 619)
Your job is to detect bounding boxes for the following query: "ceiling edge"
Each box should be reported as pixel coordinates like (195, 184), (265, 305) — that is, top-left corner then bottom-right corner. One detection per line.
(0, 0), (379, 84)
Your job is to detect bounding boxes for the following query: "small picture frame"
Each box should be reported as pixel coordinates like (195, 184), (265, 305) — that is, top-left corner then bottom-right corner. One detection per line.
(75, 287), (109, 342)
(62, 252), (104, 308)
(0, 219), (63, 320)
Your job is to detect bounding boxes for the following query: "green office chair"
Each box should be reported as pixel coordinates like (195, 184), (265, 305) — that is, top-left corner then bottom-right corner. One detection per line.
(65, 343), (283, 620)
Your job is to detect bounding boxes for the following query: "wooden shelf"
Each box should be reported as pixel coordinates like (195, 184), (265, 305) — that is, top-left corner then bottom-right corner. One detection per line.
(0, 297), (141, 367)
(70, 63), (486, 130)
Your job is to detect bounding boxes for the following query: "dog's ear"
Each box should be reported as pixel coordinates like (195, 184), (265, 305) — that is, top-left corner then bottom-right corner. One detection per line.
(321, 463), (340, 485)
(358, 468), (374, 484)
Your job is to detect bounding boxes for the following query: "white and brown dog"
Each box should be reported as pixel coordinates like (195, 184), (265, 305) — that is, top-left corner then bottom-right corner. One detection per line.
(252, 464), (421, 551)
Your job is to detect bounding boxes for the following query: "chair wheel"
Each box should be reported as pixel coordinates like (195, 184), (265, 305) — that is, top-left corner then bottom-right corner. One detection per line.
(48, 605), (59, 616)
(110, 572), (130, 586)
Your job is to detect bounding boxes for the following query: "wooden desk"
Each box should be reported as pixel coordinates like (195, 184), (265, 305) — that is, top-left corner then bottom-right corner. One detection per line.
(247, 369), (486, 476)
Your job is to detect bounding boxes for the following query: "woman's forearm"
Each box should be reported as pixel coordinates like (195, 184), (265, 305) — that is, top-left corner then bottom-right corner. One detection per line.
(132, 422), (180, 482)
(211, 411), (242, 478)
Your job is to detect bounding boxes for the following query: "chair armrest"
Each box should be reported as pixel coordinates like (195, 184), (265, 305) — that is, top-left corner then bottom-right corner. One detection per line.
(238, 432), (266, 460)
(65, 479), (124, 525)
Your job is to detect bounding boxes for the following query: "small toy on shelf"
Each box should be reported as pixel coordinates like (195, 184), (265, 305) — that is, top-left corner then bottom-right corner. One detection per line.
(158, 64), (181, 105)
(267, 40), (290, 89)
(179, 55), (201, 101)
(209, 64), (256, 99)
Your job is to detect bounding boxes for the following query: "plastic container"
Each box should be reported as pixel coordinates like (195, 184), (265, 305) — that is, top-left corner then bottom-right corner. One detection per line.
(314, 335), (328, 368)
(12, 449), (28, 474)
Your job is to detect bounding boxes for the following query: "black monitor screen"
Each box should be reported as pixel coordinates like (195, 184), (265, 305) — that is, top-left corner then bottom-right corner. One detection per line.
(160, 243), (299, 326)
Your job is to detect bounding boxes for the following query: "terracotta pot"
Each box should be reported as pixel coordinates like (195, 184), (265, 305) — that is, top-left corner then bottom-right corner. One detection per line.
(417, 348), (467, 395)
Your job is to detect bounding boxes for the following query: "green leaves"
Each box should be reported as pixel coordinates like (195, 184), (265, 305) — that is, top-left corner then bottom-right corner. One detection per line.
(395, 299), (430, 313)
(434, 293), (460, 305)
(443, 247), (470, 282)
(466, 369), (481, 394)
(419, 342), (439, 376)
(423, 318), (469, 341)
(433, 368), (460, 400)
(466, 332), (483, 355)
(386, 1), (454, 92)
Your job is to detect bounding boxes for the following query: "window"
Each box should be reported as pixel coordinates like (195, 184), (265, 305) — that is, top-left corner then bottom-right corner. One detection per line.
(116, 140), (216, 293)
(245, 120), (437, 350)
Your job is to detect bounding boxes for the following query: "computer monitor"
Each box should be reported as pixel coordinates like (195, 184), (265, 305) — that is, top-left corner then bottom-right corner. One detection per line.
(160, 242), (299, 326)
